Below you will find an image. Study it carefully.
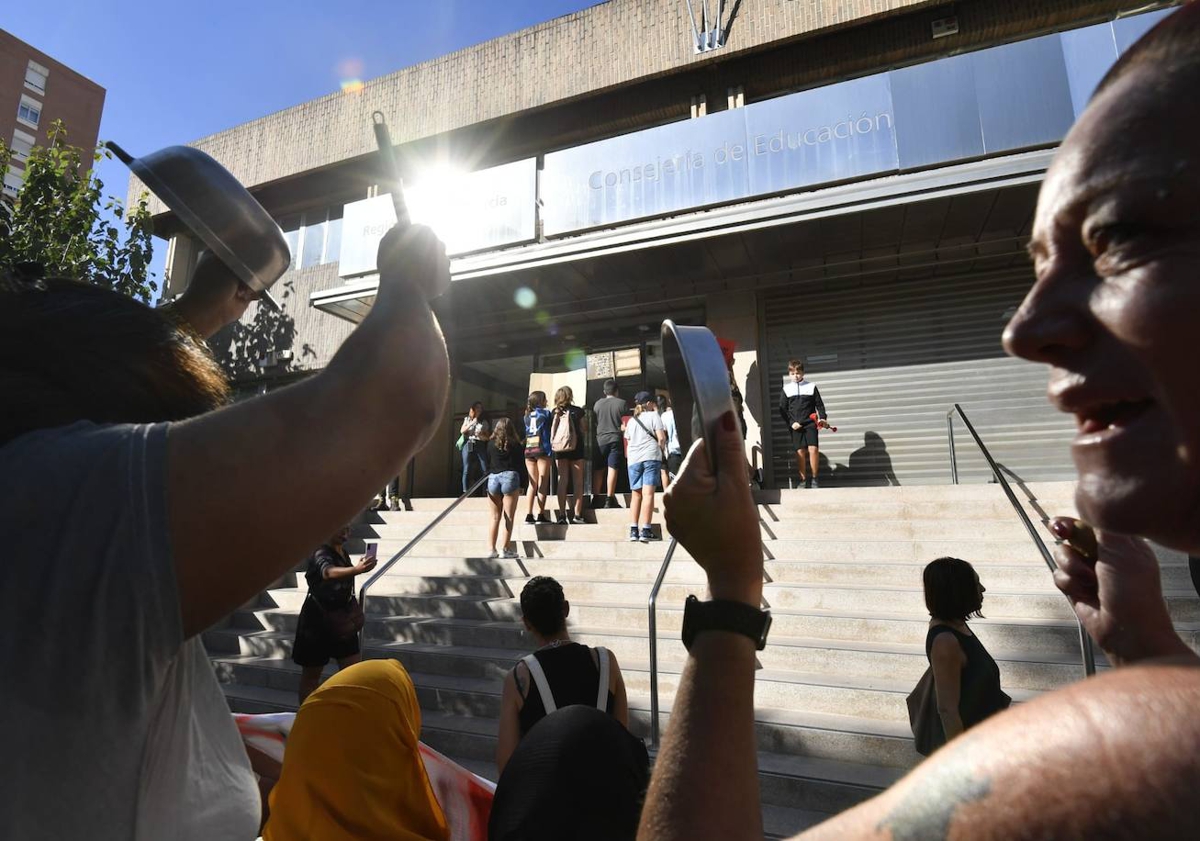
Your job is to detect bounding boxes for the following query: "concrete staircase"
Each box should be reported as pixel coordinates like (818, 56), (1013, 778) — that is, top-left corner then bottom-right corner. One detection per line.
(206, 482), (1200, 838)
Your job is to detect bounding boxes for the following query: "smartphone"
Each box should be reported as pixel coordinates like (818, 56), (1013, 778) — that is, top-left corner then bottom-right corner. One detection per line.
(365, 542), (379, 559)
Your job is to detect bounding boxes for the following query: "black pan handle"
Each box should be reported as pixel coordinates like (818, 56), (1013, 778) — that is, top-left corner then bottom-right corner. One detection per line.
(372, 111), (410, 226)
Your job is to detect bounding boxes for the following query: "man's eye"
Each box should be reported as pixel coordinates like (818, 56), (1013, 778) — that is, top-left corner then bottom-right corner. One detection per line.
(1089, 224), (1138, 256)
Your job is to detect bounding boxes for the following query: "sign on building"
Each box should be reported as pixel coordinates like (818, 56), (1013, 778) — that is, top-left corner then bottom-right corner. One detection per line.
(338, 157), (538, 277)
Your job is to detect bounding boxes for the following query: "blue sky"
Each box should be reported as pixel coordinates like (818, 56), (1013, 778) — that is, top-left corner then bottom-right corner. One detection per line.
(2, 0), (600, 287)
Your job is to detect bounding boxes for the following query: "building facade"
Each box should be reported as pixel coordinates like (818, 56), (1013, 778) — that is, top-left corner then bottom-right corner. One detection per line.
(1, 29), (105, 198)
(133, 0), (1181, 496)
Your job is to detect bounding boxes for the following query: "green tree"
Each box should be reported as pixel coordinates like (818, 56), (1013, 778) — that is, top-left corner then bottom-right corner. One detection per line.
(0, 120), (156, 300)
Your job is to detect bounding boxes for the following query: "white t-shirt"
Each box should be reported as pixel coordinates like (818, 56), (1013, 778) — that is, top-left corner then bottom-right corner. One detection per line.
(0, 422), (260, 840)
(624, 409), (665, 464)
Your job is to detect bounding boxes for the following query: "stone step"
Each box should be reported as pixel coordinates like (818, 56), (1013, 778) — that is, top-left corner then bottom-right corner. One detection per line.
(383, 482), (1077, 512)
(359, 516), (1047, 543)
(359, 497), (1078, 531)
(368, 536), (1053, 564)
(207, 619), (1098, 694)
(213, 649), (1041, 724)
(223, 671), (916, 772)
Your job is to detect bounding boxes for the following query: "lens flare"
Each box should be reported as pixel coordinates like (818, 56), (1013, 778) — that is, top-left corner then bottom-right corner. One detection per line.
(514, 287), (537, 309)
(535, 310), (551, 327)
(337, 58), (366, 95)
(340, 79), (365, 94)
(564, 347), (586, 370)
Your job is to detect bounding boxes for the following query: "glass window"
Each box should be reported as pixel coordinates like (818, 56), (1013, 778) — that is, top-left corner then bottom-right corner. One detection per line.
(279, 214), (302, 271)
(24, 66), (47, 94)
(324, 207), (343, 265)
(3, 169), (24, 196)
(301, 212), (327, 269)
(17, 101), (40, 127)
(10, 135), (33, 162)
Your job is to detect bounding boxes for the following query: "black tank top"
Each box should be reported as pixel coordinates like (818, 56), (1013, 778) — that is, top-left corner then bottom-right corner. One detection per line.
(516, 643), (616, 736)
(925, 625), (1011, 729)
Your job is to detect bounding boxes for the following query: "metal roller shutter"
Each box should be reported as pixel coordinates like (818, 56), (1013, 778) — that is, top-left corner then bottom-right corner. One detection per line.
(759, 267), (1076, 487)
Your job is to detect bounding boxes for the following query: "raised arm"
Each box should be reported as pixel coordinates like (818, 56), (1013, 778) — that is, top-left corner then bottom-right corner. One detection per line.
(638, 412), (765, 841)
(167, 224), (451, 638)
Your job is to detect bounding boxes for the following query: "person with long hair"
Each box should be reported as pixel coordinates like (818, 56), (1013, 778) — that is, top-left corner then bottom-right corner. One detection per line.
(922, 557), (1009, 747)
(0, 222), (451, 840)
(623, 391), (666, 543)
(486, 417), (523, 559)
(551, 386), (588, 525)
(523, 391), (552, 524)
(459, 401), (489, 494)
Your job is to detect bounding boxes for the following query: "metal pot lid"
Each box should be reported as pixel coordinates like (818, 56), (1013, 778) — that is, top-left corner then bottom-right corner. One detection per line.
(108, 142), (288, 309)
(661, 320), (736, 480)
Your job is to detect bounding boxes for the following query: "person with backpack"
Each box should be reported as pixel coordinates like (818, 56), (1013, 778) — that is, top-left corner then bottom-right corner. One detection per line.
(550, 386), (588, 525)
(624, 391), (667, 543)
(523, 391), (553, 524)
(486, 417), (525, 560)
(494, 576), (631, 775)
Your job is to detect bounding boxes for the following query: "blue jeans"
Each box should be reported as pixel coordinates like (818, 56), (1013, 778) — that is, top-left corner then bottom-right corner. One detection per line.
(462, 443), (487, 492)
(487, 470), (521, 496)
(628, 460), (662, 490)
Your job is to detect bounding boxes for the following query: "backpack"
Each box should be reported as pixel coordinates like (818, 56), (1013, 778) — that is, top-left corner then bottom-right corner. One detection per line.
(524, 411), (546, 458)
(550, 408), (578, 454)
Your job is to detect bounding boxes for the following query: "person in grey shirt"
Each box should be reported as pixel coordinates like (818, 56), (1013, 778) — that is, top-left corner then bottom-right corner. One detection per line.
(0, 223), (451, 840)
(592, 379), (628, 509)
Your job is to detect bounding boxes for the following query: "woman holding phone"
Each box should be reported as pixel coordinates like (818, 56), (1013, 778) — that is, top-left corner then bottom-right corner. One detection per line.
(292, 525), (378, 704)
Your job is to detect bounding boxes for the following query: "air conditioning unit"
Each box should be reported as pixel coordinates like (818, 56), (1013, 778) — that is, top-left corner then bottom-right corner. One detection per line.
(256, 349), (294, 368)
(932, 15), (960, 39)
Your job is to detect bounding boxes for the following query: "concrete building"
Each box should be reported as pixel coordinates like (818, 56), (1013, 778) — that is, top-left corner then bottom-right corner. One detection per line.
(1, 29), (105, 198)
(133, 0), (1181, 497)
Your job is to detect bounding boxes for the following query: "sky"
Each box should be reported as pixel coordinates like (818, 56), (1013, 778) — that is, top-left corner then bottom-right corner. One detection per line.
(2, 0), (601, 287)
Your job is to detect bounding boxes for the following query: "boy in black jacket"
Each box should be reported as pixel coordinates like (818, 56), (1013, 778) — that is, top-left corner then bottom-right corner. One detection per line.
(779, 359), (829, 488)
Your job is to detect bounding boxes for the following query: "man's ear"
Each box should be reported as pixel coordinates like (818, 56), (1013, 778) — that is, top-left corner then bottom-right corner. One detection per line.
(233, 282), (256, 302)
(563, 600), (571, 620)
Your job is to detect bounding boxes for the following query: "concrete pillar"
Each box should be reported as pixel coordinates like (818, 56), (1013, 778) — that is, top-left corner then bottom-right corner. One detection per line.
(705, 290), (763, 477)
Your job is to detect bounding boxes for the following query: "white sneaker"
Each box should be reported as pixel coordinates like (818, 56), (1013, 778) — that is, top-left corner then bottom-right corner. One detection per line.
(486, 550), (500, 560)
(501, 548), (520, 559)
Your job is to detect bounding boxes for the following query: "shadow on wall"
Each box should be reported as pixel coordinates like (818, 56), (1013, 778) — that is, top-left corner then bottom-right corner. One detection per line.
(744, 360), (763, 430)
(209, 279), (299, 381)
(824, 431), (901, 487)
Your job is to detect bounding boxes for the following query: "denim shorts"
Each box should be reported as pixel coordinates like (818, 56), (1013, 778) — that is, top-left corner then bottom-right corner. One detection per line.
(628, 460), (662, 490)
(487, 470), (520, 495)
(599, 440), (623, 469)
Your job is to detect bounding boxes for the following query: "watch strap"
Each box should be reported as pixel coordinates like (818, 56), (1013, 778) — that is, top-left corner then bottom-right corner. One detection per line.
(682, 595), (771, 651)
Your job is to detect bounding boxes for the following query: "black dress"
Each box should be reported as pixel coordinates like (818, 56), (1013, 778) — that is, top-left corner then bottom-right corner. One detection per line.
(925, 625), (1011, 731)
(292, 544), (360, 667)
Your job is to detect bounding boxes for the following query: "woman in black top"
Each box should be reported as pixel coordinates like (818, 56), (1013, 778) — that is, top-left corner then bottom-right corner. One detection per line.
(486, 418), (524, 560)
(924, 557), (1011, 741)
(292, 525), (378, 704)
(495, 576), (630, 775)
(551, 386), (588, 525)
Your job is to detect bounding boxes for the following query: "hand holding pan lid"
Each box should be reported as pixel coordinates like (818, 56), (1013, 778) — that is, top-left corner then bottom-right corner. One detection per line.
(661, 320), (737, 481)
(107, 142), (288, 311)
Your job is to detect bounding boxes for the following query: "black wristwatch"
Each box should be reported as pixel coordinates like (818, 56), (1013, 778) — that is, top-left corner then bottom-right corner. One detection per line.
(681, 595), (772, 651)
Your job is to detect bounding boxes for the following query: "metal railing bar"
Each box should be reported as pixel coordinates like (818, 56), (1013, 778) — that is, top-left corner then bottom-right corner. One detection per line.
(359, 472), (491, 622)
(946, 403), (1096, 676)
(648, 536), (679, 748)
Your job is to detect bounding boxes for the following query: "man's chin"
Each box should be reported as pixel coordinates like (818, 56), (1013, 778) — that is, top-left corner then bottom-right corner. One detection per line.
(1075, 471), (1200, 550)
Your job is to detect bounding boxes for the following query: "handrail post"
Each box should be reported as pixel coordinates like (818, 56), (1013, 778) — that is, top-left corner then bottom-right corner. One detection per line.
(947, 412), (959, 485)
(359, 472), (491, 640)
(648, 537), (679, 748)
(947, 403), (1096, 678)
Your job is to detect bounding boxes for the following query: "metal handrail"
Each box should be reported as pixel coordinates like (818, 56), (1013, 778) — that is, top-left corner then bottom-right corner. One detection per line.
(947, 403), (1096, 676)
(359, 473), (490, 623)
(647, 536), (680, 748)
